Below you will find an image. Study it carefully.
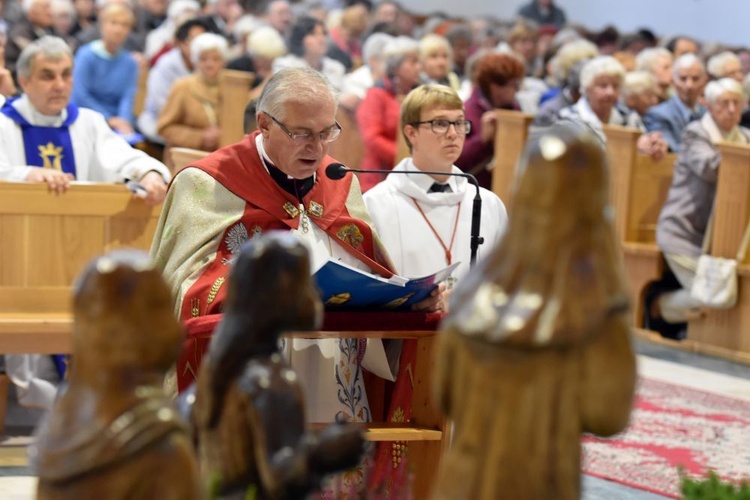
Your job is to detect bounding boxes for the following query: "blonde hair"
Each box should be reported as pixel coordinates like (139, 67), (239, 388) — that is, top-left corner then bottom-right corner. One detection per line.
(419, 33), (452, 61)
(99, 2), (135, 26)
(622, 71), (658, 99)
(401, 84), (463, 151)
(553, 38), (598, 82)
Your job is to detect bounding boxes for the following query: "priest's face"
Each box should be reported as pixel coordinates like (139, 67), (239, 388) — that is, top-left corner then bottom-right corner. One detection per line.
(407, 105), (466, 173)
(259, 95), (338, 179)
(20, 53), (73, 116)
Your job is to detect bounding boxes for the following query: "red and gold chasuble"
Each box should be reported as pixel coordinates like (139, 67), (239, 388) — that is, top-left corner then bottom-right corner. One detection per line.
(175, 131), (394, 390)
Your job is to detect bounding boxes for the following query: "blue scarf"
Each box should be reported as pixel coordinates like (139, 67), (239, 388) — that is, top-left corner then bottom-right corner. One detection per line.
(0, 98), (79, 178)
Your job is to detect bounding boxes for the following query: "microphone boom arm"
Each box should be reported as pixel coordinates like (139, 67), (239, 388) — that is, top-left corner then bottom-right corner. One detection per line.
(326, 163), (485, 268)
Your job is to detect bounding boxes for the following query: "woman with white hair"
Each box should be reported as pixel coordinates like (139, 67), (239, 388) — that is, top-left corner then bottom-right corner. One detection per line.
(227, 25), (287, 100)
(622, 70), (660, 117)
(635, 47), (674, 101)
(356, 35), (421, 191)
(340, 32), (394, 108)
(158, 32), (228, 151)
(648, 78), (750, 338)
(707, 51), (744, 82)
(556, 55), (667, 159)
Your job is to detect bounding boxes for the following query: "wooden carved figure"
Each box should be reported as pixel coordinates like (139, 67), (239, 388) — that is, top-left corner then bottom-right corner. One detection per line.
(192, 232), (366, 499)
(433, 123), (637, 500)
(32, 250), (201, 499)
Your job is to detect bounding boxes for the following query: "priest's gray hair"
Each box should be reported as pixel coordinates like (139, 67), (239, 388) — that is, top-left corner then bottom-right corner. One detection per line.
(256, 67), (339, 121)
(17, 36), (72, 80)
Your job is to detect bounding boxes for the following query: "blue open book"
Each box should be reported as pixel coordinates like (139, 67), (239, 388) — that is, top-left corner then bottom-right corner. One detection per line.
(313, 259), (459, 310)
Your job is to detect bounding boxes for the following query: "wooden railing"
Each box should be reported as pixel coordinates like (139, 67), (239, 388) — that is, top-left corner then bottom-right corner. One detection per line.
(0, 182), (161, 319)
(491, 109), (533, 207)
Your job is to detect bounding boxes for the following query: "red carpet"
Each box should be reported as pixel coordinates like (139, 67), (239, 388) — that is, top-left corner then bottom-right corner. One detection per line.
(582, 377), (750, 498)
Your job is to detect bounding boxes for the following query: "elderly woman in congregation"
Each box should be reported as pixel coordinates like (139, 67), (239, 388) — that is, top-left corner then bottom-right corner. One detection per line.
(555, 55), (667, 160)
(647, 78), (750, 337)
(157, 32), (228, 152)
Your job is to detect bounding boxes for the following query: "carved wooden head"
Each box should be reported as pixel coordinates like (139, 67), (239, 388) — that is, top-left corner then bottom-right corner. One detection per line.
(72, 250), (182, 375)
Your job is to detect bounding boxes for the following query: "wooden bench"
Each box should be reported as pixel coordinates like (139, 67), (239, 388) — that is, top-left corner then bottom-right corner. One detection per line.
(0, 182), (162, 322)
(491, 109), (533, 207)
(218, 69), (254, 148)
(603, 124), (676, 327)
(685, 142), (750, 358)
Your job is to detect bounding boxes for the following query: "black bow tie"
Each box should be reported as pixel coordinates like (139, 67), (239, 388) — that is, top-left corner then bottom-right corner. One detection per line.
(428, 182), (452, 193)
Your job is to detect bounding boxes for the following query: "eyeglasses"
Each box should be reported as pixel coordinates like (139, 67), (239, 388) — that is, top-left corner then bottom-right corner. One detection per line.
(411, 119), (472, 135)
(265, 112), (342, 143)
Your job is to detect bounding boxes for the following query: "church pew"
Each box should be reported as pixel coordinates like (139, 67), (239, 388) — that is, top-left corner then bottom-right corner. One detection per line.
(686, 142), (750, 357)
(0, 182), (161, 320)
(218, 70), (254, 148)
(165, 146), (210, 174)
(603, 124), (676, 327)
(490, 109), (534, 207)
(133, 65), (148, 118)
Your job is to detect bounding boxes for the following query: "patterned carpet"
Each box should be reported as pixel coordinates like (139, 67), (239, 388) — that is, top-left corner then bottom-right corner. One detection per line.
(583, 358), (750, 498)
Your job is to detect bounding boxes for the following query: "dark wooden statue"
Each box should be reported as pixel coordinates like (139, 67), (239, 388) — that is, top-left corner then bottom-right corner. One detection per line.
(32, 250), (201, 499)
(192, 232), (366, 498)
(433, 124), (637, 500)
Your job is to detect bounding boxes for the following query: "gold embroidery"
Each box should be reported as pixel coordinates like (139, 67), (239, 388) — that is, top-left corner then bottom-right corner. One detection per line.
(283, 202), (300, 218)
(205, 276), (226, 314)
(309, 200), (324, 218)
(337, 223), (364, 249)
(191, 298), (200, 318)
(326, 292), (352, 306)
(38, 142), (63, 171)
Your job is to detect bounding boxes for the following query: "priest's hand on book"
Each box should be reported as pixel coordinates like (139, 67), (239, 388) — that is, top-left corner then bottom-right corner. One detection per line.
(411, 281), (449, 313)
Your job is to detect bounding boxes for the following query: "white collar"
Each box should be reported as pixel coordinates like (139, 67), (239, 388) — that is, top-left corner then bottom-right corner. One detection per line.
(386, 158), (467, 205)
(13, 94), (68, 127)
(700, 113), (747, 145)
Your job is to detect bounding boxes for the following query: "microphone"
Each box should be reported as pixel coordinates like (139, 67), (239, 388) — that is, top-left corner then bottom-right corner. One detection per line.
(326, 163), (485, 268)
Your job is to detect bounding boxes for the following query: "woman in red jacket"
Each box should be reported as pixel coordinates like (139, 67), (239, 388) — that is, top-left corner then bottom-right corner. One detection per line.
(356, 36), (421, 192)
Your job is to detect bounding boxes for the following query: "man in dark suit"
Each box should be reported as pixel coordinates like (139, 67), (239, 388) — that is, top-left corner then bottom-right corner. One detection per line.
(643, 53), (707, 152)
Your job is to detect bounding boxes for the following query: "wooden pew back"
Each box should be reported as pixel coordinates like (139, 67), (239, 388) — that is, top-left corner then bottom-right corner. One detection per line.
(0, 183), (161, 316)
(491, 109), (533, 206)
(219, 70), (254, 148)
(688, 142), (750, 354)
(603, 124), (676, 244)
